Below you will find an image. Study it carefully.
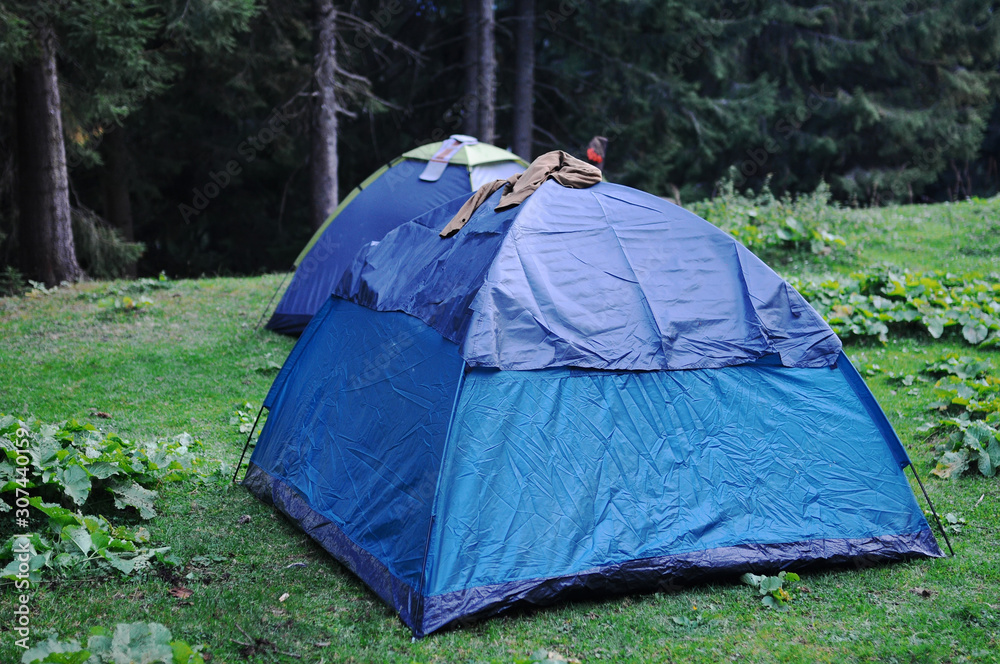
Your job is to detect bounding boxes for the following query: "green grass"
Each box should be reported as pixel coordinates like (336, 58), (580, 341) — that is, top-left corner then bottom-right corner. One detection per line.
(837, 199), (1000, 275)
(774, 196), (1000, 278)
(1, 199), (999, 663)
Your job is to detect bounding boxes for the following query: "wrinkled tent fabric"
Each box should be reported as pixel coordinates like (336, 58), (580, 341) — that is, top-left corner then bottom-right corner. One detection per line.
(246, 179), (942, 637)
(265, 139), (527, 335)
(345, 182), (841, 371)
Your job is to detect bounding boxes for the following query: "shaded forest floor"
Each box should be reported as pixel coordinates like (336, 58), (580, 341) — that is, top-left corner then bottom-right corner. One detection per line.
(1, 199), (998, 663)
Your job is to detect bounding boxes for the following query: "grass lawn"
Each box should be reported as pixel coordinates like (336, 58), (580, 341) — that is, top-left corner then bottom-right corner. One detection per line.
(1, 199), (998, 663)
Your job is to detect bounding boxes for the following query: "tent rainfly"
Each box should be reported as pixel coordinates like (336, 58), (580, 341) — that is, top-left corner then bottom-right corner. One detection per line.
(244, 155), (943, 636)
(265, 135), (527, 335)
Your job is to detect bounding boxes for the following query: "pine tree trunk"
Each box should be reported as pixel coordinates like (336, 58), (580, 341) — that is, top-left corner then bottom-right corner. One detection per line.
(311, 0), (339, 230)
(512, 0), (535, 159)
(476, 0), (496, 144)
(462, 0), (480, 138)
(15, 22), (83, 286)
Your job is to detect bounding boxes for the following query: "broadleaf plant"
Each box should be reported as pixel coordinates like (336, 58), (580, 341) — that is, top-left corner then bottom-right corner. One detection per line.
(0, 416), (223, 580)
(900, 353), (1000, 479)
(790, 270), (1000, 347)
(21, 622), (205, 664)
(741, 571), (801, 611)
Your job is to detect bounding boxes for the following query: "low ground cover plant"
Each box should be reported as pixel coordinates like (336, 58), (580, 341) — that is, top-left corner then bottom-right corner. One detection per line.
(1, 417), (222, 581)
(895, 354), (1000, 479)
(690, 177), (847, 259)
(790, 270), (1000, 346)
(21, 622), (204, 664)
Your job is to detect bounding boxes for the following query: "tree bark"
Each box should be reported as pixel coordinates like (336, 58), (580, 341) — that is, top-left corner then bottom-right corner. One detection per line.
(476, 0), (496, 144)
(311, 0), (339, 230)
(512, 0), (535, 159)
(15, 22), (83, 286)
(462, 0), (480, 138)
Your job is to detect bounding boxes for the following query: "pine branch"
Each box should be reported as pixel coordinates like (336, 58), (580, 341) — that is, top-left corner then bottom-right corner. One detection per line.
(539, 23), (673, 90)
(337, 12), (422, 61)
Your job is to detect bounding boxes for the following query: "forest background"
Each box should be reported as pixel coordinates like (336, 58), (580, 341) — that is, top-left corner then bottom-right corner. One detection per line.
(2, 0), (1000, 283)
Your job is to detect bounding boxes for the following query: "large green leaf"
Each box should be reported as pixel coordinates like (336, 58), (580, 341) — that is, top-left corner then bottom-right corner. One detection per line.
(2, 551), (47, 583)
(63, 525), (93, 556)
(90, 528), (111, 553)
(963, 323), (989, 345)
(758, 576), (783, 595)
(925, 317), (946, 339)
(980, 435), (1000, 478)
(171, 640), (206, 664)
(761, 595), (789, 611)
(103, 547), (169, 575)
(28, 499), (82, 528)
(108, 622), (174, 663)
(52, 552), (81, 570)
(35, 424), (61, 465)
(57, 464), (92, 505)
(20, 636), (90, 664)
(104, 551), (137, 575)
(109, 480), (158, 519)
(85, 462), (121, 480)
(932, 450), (971, 479)
(964, 421), (996, 473)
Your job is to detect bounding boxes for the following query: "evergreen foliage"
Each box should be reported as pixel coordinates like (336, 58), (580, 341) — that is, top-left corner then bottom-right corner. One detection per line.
(70, 208), (145, 279)
(1, 0), (1000, 277)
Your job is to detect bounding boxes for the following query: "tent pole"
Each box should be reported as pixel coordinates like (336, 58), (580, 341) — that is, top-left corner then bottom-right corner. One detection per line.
(908, 463), (955, 556)
(232, 403), (266, 483)
(254, 270), (291, 332)
(411, 513), (435, 639)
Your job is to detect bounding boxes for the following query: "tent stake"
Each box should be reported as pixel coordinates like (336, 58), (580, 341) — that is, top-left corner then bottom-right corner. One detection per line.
(254, 270), (291, 332)
(908, 463), (955, 556)
(232, 403), (266, 483)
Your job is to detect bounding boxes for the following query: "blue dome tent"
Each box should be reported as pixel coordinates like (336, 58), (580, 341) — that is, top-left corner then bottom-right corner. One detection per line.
(265, 136), (527, 335)
(243, 168), (943, 636)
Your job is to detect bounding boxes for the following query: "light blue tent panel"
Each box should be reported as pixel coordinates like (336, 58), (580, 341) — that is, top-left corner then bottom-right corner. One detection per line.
(427, 361), (929, 599)
(338, 182), (841, 371)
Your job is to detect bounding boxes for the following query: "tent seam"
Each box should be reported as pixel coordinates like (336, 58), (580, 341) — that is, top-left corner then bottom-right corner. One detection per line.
(418, 360), (470, 630)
